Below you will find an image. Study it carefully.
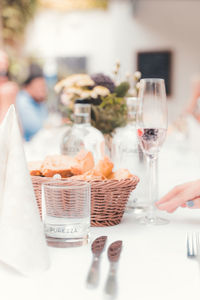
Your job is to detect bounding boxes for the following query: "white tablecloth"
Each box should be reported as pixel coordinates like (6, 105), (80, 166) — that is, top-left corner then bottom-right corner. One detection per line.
(2, 117), (200, 300)
(0, 145), (200, 300)
(0, 209), (200, 300)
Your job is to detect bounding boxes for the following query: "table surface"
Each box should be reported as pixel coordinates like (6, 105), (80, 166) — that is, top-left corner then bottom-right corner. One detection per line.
(3, 118), (200, 300)
(1, 209), (200, 300)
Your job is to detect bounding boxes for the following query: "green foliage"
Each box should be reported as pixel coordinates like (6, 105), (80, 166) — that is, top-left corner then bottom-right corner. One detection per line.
(114, 81), (130, 97)
(1, 0), (38, 45)
(91, 93), (128, 135)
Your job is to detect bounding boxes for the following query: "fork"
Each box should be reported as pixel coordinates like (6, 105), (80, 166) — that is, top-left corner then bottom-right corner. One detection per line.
(187, 232), (200, 260)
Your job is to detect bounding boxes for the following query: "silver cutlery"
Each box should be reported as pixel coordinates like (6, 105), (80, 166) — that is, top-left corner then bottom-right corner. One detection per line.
(187, 232), (200, 260)
(87, 236), (107, 288)
(104, 240), (123, 299)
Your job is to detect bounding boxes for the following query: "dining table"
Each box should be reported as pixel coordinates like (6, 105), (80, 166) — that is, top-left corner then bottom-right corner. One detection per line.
(1, 116), (200, 300)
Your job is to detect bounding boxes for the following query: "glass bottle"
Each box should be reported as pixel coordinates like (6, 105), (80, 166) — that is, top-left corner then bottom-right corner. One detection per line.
(61, 100), (105, 163)
(111, 97), (148, 213)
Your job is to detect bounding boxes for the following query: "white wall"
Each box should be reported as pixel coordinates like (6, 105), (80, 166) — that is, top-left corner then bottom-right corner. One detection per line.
(24, 0), (200, 121)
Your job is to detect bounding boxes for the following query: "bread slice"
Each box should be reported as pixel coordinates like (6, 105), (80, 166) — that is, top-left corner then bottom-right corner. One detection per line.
(40, 150), (94, 178)
(28, 161), (43, 176)
(94, 156), (114, 178)
(108, 169), (133, 180)
(40, 155), (81, 178)
(75, 149), (94, 174)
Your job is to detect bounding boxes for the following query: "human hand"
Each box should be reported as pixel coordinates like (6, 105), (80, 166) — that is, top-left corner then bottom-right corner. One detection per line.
(156, 179), (200, 213)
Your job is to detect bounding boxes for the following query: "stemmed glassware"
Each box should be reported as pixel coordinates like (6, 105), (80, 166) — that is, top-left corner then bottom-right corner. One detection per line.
(136, 78), (168, 225)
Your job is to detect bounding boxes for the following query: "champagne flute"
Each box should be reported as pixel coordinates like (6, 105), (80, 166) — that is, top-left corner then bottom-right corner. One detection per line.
(136, 78), (168, 225)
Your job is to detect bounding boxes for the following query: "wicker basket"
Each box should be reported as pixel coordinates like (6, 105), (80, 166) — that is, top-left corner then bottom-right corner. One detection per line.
(31, 176), (139, 227)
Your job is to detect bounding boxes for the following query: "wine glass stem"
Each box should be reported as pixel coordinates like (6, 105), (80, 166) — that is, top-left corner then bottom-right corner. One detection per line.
(148, 155), (158, 218)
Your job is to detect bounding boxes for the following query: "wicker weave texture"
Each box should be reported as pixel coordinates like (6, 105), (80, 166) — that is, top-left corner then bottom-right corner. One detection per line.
(31, 176), (139, 227)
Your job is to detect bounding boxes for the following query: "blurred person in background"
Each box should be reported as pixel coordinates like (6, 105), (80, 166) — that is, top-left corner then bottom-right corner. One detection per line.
(185, 75), (200, 122)
(0, 50), (18, 122)
(16, 63), (48, 141)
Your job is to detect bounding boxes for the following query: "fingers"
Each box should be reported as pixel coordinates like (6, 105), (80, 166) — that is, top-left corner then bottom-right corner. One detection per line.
(156, 185), (182, 205)
(156, 180), (200, 213)
(157, 196), (200, 213)
(156, 191), (192, 213)
(157, 199), (180, 213)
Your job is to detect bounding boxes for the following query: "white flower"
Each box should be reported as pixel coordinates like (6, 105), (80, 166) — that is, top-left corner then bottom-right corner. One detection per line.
(136, 82), (141, 90)
(61, 93), (73, 106)
(54, 74), (94, 93)
(92, 86), (110, 97)
(80, 90), (92, 99)
(64, 87), (82, 96)
(134, 71), (142, 80)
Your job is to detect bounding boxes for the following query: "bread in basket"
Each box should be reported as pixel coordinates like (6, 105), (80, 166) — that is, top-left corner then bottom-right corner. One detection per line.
(30, 150), (139, 227)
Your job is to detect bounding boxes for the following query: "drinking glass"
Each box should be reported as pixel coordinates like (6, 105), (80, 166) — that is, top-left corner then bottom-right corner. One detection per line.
(42, 180), (91, 247)
(136, 78), (168, 225)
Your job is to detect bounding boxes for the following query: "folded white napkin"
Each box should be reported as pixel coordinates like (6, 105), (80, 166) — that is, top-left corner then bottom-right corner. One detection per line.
(0, 105), (50, 276)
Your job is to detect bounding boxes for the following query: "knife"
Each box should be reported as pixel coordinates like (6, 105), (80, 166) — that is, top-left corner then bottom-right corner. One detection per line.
(104, 240), (123, 299)
(86, 236), (107, 288)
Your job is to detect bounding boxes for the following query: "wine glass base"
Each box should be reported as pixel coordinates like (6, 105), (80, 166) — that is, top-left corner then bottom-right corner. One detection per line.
(138, 215), (169, 225)
(125, 205), (149, 215)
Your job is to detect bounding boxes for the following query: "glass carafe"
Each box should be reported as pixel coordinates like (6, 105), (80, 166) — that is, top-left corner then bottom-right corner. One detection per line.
(61, 101), (105, 163)
(111, 97), (148, 213)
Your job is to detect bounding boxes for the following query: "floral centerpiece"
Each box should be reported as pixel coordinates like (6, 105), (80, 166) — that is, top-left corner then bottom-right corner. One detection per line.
(55, 64), (141, 135)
